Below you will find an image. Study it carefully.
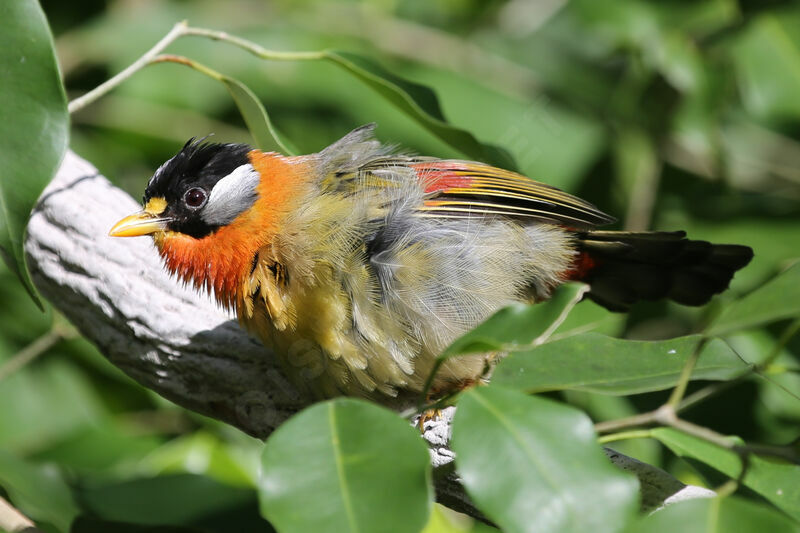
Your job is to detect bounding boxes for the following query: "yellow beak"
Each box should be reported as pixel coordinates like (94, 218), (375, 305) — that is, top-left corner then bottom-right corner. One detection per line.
(109, 211), (170, 237)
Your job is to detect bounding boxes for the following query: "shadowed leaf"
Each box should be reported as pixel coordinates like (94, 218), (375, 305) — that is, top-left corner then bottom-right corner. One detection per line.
(492, 334), (749, 394)
(707, 262), (800, 336)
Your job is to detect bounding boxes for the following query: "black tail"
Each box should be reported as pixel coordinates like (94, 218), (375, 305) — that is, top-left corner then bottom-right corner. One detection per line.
(574, 231), (753, 311)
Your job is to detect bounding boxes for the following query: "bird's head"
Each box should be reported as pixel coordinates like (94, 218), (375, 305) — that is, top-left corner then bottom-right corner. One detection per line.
(110, 138), (307, 307)
(109, 138), (259, 240)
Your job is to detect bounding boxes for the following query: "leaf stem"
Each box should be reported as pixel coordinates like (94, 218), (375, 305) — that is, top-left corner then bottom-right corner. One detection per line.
(677, 377), (742, 413)
(594, 409), (661, 434)
(0, 328), (62, 382)
(67, 23), (327, 115)
(150, 54), (224, 80)
(759, 317), (800, 370)
(181, 27), (326, 61)
(714, 480), (739, 499)
(597, 429), (653, 444)
(677, 319), (800, 414)
(666, 337), (707, 409)
(659, 411), (739, 451)
(532, 284), (589, 347)
(68, 21), (189, 113)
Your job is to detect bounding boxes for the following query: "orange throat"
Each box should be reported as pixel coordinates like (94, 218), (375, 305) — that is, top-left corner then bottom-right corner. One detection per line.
(153, 150), (309, 310)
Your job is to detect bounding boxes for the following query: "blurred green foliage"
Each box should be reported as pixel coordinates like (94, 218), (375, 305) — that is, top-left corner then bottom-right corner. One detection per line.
(1, 0), (799, 531)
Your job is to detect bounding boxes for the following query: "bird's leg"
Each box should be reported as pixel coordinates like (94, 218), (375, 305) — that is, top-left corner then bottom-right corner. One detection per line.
(417, 377), (482, 432)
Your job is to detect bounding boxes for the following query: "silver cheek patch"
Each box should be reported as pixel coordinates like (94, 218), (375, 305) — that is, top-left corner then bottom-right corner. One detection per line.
(201, 164), (261, 226)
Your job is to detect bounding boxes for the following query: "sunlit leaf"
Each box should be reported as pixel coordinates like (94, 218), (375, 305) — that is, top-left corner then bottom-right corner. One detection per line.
(452, 386), (638, 533)
(0, 0), (69, 305)
(652, 428), (800, 521)
(134, 431), (257, 488)
(492, 334), (749, 395)
(258, 398), (432, 533)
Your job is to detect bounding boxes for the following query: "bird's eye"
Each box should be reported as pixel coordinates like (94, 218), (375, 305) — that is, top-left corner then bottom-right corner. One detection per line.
(184, 188), (207, 208)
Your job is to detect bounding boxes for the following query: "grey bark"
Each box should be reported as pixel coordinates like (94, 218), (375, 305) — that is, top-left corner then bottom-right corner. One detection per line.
(24, 151), (712, 519)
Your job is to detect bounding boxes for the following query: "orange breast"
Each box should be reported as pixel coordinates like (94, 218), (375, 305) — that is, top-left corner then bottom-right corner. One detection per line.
(154, 150), (312, 309)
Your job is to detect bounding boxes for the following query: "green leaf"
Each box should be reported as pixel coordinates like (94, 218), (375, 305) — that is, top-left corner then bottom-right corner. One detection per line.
(626, 496), (799, 533)
(135, 431), (258, 488)
(492, 334), (749, 395)
(31, 422), (161, 474)
(0, 0), (69, 305)
(0, 450), (79, 533)
(652, 0), (739, 37)
(71, 515), (208, 533)
(220, 76), (297, 155)
(732, 11), (800, 122)
(564, 391), (661, 465)
(707, 263), (800, 336)
(652, 428), (800, 521)
(452, 386), (638, 533)
(552, 298), (625, 339)
(258, 398), (432, 533)
(440, 283), (588, 357)
(0, 358), (108, 455)
(79, 474), (263, 530)
(410, 66), (605, 191)
(324, 51), (516, 169)
(163, 56), (296, 155)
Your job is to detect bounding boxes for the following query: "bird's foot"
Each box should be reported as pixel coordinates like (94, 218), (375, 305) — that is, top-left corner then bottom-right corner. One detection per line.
(417, 407), (443, 434)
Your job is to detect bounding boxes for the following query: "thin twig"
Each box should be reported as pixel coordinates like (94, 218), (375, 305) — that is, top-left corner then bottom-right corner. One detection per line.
(677, 377), (743, 413)
(657, 410), (739, 451)
(596, 339), (709, 435)
(68, 21), (189, 114)
(181, 27), (325, 61)
(594, 409), (661, 434)
(714, 480), (739, 498)
(597, 429), (653, 444)
(67, 23), (328, 115)
(596, 402), (738, 452)
(678, 318), (800, 413)
(0, 329), (62, 382)
(149, 54), (225, 80)
(759, 317), (800, 370)
(532, 284), (589, 347)
(667, 338), (708, 409)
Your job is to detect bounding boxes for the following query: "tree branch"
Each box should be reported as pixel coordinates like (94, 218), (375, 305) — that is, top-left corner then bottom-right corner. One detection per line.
(0, 496), (40, 533)
(24, 151), (713, 518)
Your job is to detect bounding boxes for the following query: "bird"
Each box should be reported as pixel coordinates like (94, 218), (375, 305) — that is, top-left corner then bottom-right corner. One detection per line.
(109, 124), (753, 402)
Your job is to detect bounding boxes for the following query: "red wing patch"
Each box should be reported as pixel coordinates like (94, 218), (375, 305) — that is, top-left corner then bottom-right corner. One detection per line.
(412, 160), (615, 228)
